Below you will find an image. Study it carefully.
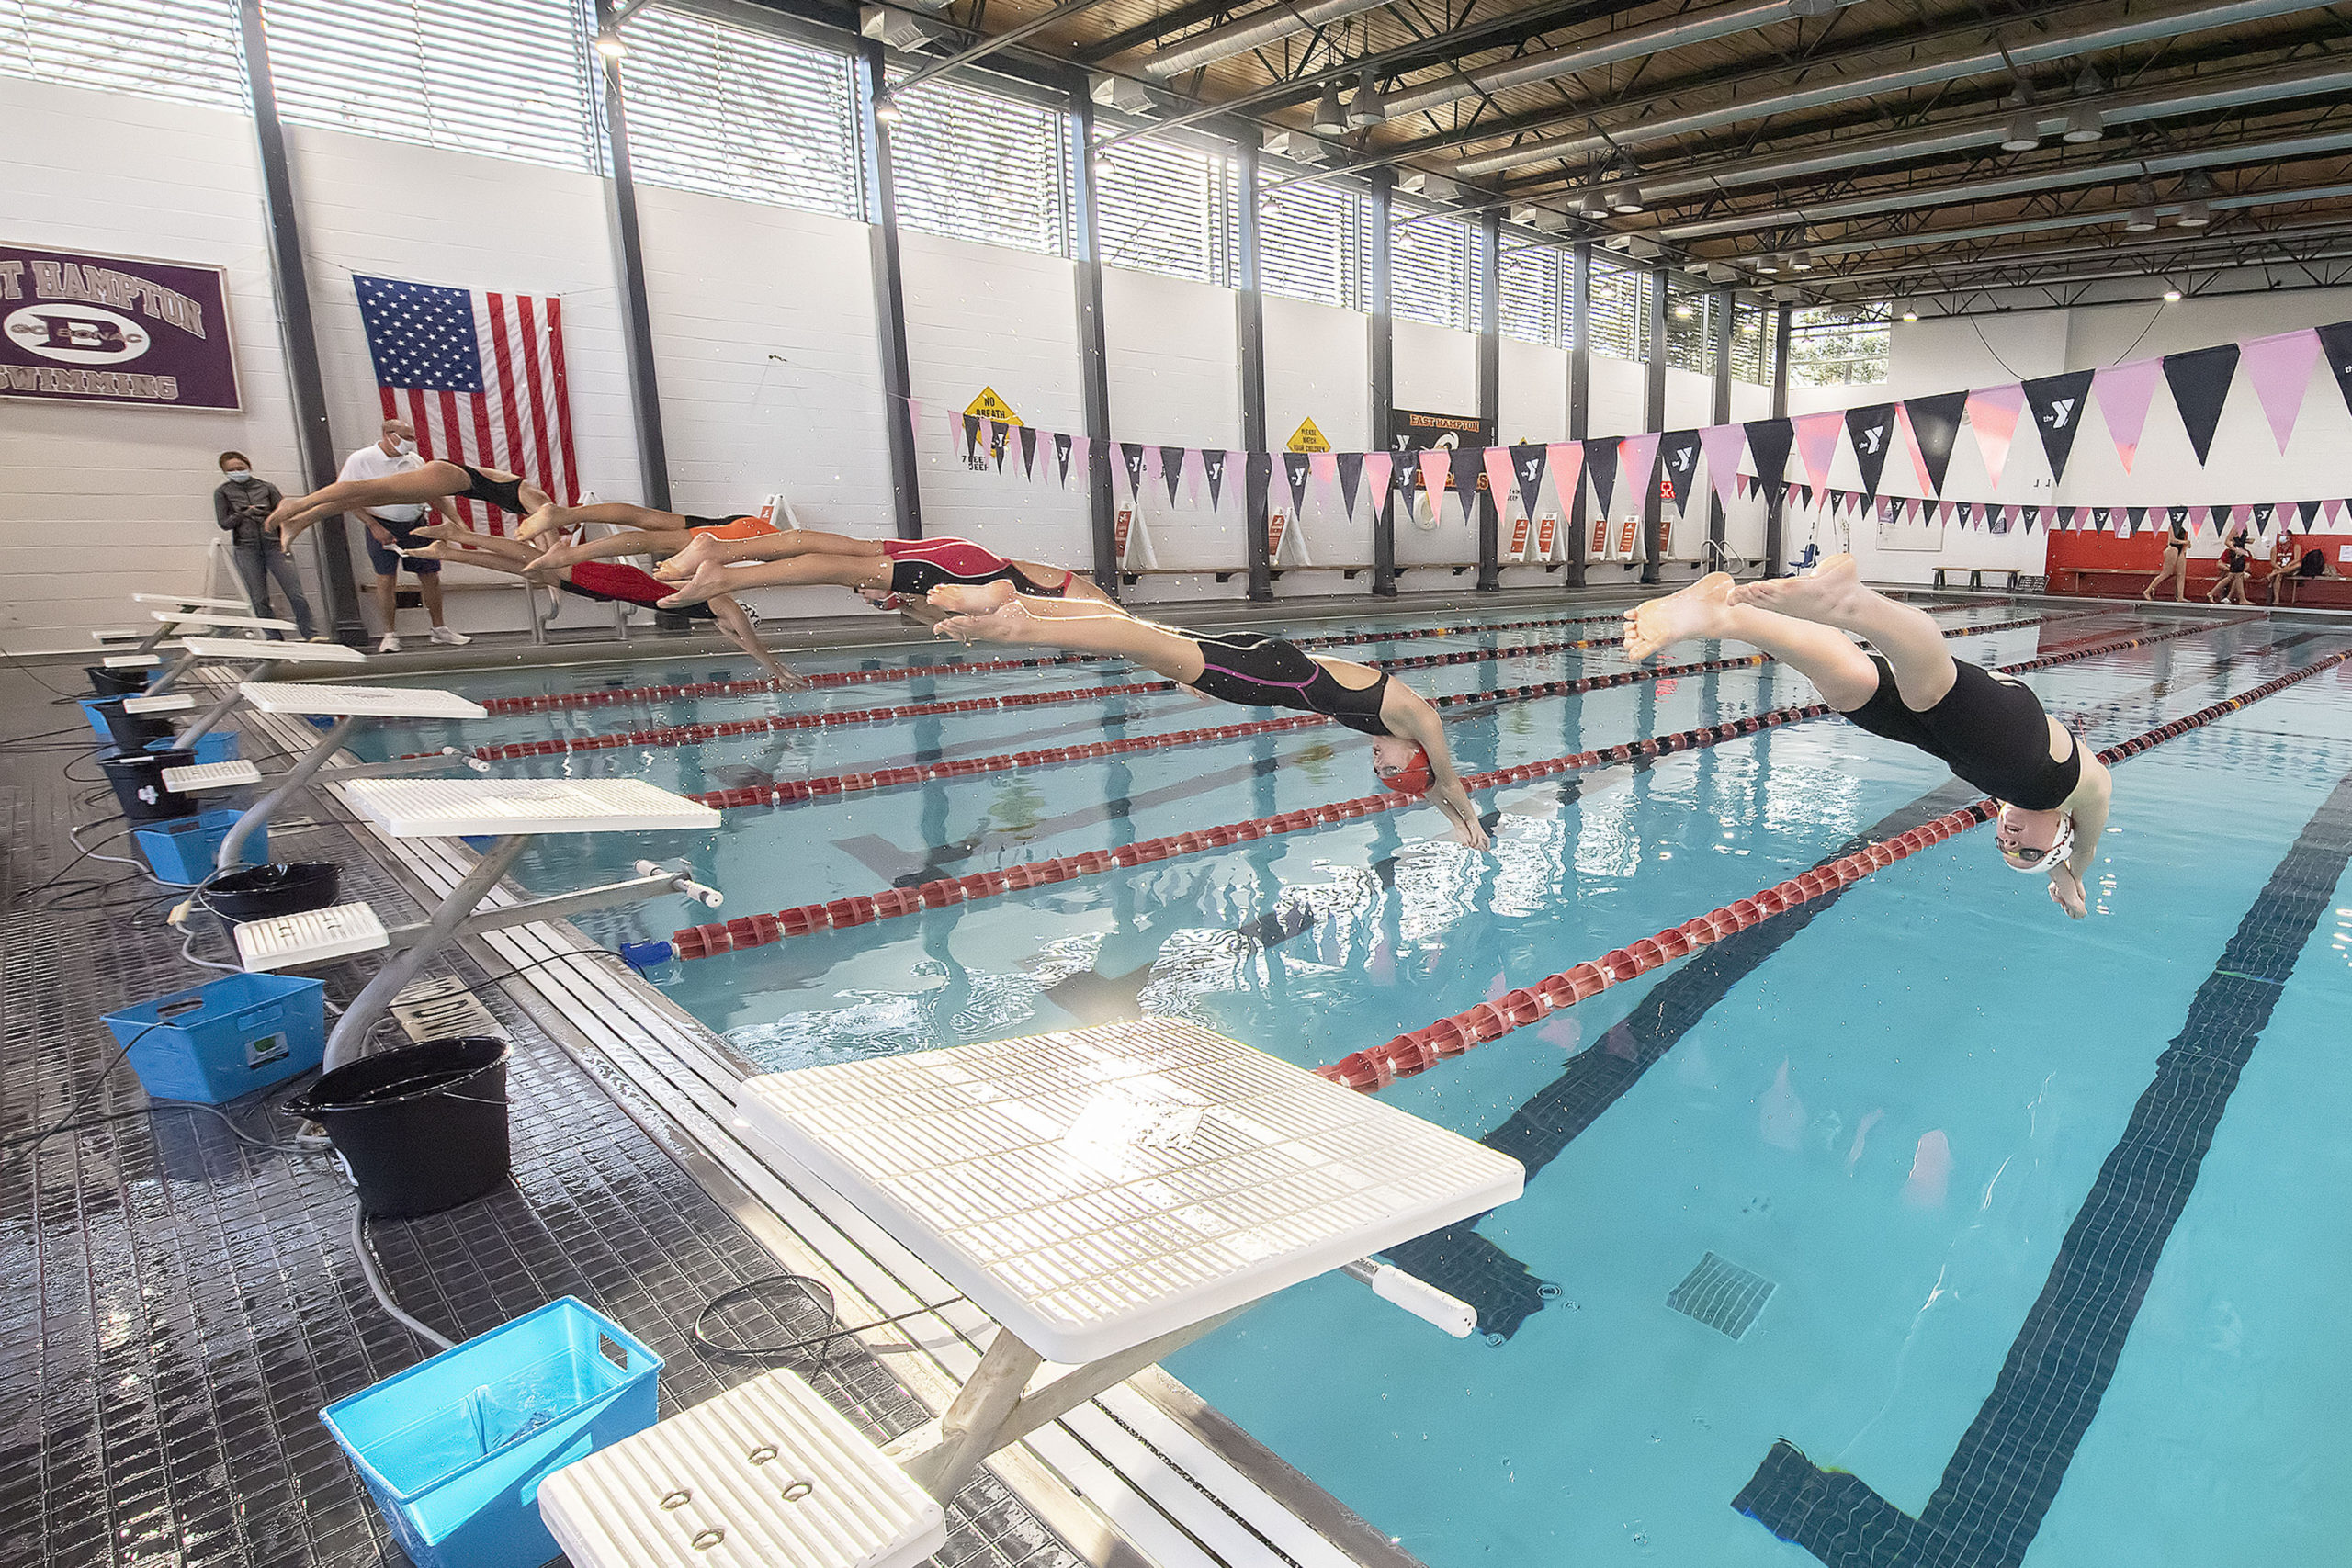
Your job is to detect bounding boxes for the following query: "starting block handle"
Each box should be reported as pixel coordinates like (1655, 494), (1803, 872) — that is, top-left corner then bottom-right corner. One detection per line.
(1342, 1259), (1476, 1338)
(327, 746), (490, 783)
(635, 859), (724, 908)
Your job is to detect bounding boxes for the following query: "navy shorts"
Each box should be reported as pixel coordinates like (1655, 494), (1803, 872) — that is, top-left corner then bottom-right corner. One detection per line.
(363, 517), (439, 576)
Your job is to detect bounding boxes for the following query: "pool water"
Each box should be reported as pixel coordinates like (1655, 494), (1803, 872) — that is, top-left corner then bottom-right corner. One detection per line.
(348, 601), (2352, 1567)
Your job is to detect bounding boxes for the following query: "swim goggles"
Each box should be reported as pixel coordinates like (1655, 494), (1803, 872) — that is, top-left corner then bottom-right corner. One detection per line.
(2000, 812), (2076, 874)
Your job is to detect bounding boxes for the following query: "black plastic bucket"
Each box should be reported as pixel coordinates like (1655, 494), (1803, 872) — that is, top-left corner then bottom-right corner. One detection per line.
(85, 664), (149, 696)
(90, 695), (175, 750)
(100, 747), (198, 822)
(290, 1037), (512, 1218)
(206, 861), (341, 922)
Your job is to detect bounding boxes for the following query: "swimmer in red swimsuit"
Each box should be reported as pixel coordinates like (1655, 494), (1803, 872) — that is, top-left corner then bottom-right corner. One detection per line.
(651, 528), (1116, 616)
(407, 524), (801, 687)
(924, 581), (1488, 850)
(514, 499), (780, 553)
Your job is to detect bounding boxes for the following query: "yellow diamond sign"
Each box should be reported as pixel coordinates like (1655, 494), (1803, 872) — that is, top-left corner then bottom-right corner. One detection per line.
(965, 387), (1023, 424)
(1285, 417), (1331, 454)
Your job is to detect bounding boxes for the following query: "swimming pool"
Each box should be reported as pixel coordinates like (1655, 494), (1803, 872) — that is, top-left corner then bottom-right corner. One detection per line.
(347, 599), (2352, 1567)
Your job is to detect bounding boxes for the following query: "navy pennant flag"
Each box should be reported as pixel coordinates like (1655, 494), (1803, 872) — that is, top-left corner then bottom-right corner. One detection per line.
(1587, 437), (1623, 515)
(1658, 431), (1703, 512)
(1898, 390), (1968, 497)
(2019, 503), (2041, 531)
(1281, 452), (1312, 517)
(2162, 342), (2241, 465)
(1510, 443), (1549, 515)
(1337, 450), (1367, 517)
(1016, 424), (1040, 479)
(961, 414), (983, 464)
(1203, 448), (1228, 509)
(1953, 500), (1974, 527)
(1743, 418), (1795, 495)
(1159, 445), (1187, 506)
(1054, 432), (1075, 485)
(2023, 369), (2096, 481)
(2317, 320), (2352, 417)
(1448, 446), (1487, 525)
(1842, 403), (1897, 497)
(1118, 442), (1148, 501)
(2090, 506), (2113, 531)
(2251, 500), (2275, 532)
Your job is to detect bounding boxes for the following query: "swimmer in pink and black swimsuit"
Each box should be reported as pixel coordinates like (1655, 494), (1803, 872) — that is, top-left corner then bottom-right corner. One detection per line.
(650, 527), (1111, 617)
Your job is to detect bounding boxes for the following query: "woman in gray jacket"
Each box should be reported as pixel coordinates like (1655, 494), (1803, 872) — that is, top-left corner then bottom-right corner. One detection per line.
(214, 451), (322, 639)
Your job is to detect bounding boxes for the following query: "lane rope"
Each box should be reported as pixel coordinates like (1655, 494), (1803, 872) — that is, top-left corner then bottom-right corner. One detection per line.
(1313, 639), (2352, 1091)
(669, 615), (2239, 959)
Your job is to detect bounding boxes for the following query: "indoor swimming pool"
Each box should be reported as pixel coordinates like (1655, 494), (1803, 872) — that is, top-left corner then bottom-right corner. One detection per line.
(342, 600), (2352, 1567)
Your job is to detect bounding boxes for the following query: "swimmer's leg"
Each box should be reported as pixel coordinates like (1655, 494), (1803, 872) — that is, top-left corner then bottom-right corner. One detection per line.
(1624, 571), (1881, 710)
(658, 527), (877, 581)
(929, 595), (1203, 682)
(519, 500), (690, 542)
(526, 527), (683, 574)
(1729, 555), (1954, 710)
(657, 550), (891, 607)
(412, 528), (538, 569)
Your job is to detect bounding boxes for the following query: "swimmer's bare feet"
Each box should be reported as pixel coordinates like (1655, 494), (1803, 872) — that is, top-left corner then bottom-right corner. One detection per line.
(1727, 553), (1871, 626)
(925, 580), (1020, 615)
(931, 598), (1039, 645)
(414, 519), (477, 544)
(655, 531), (727, 580)
(1622, 572), (1737, 661)
(655, 558), (735, 608)
(407, 540), (458, 561)
(515, 502), (574, 541)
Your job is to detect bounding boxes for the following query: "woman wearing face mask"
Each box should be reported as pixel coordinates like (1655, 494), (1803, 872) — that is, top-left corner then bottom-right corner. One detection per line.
(213, 452), (323, 640)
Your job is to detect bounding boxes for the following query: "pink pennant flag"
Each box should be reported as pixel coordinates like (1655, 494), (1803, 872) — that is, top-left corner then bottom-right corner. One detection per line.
(2231, 503), (2254, 530)
(907, 397), (924, 447)
(1309, 451), (1341, 507)
(1182, 448), (1206, 508)
(2239, 328), (2323, 453)
(1225, 449), (1248, 511)
(2325, 497), (2346, 527)
(2188, 504), (2211, 533)
(1482, 446), (1516, 516)
(1618, 431), (1662, 509)
(1792, 412), (1843, 492)
(2091, 357), (2163, 472)
(1964, 384), (2025, 490)
(1140, 446), (1164, 498)
(1546, 442), (1583, 512)
(1698, 424), (1747, 509)
(1418, 449), (1452, 516)
(1068, 434), (1090, 487)
(1361, 452), (1392, 513)
(943, 407), (963, 450)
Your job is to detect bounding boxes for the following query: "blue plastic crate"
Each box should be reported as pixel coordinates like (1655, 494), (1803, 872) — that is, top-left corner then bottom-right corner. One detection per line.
(75, 695), (117, 741)
(321, 1298), (662, 1568)
(146, 730), (239, 765)
(132, 809), (260, 884)
(99, 972), (324, 1104)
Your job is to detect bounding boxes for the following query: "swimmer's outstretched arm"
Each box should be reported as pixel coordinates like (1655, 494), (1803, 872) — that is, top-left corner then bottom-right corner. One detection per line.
(525, 528), (686, 574)
(1377, 686), (1489, 851)
(705, 592), (804, 689)
(2046, 756), (2111, 919)
(659, 527), (887, 577)
(519, 500), (693, 542)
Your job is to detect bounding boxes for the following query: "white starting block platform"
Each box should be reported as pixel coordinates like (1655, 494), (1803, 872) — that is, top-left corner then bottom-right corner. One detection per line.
(339, 777), (721, 838)
(122, 693), (196, 716)
(182, 636), (366, 664)
(539, 1365), (946, 1568)
(234, 903), (390, 972)
(132, 592), (250, 611)
(238, 681), (479, 718)
(149, 609), (297, 633)
(102, 653), (162, 670)
(161, 760), (263, 793)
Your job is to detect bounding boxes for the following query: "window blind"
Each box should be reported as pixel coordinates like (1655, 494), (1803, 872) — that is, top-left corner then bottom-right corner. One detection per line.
(1258, 175), (1357, 309)
(1499, 244), (1560, 345)
(1588, 256), (1644, 359)
(888, 73), (1067, 256)
(264, 0), (598, 170)
(1390, 209), (1472, 329)
(1096, 134), (1231, 283)
(619, 8), (860, 220)
(0, 0), (246, 112)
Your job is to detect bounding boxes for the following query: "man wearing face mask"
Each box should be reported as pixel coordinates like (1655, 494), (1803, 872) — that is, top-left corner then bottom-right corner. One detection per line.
(213, 452), (322, 640)
(319, 417), (471, 652)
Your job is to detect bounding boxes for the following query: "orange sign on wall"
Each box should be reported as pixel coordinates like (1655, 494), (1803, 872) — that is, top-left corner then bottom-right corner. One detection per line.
(1535, 516), (1557, 557)
(1267, 513), (1289, 557)
(1591, 518), (1611, 557)
(1618, 518), (1642, 555)
(1507, 516), (1530, 558)
(1114, 508), (1134, 557)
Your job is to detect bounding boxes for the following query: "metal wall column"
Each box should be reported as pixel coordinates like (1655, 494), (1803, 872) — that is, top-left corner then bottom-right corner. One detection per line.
(1765, 301), (1792, 577)
(236, 0), (362, 641)
(1236, 135), (1272, 602)
(1475, 212), (1501, 592)
(1071, 98), (1118, 595)
(1367, 170), (1398, 598)
(1708, 283), (1733, 565)
(1566, 240), (1590, 590)
(594, 0), (672, 511)
(858, 40), (923, 539)
(1640, 263), (1668, 585)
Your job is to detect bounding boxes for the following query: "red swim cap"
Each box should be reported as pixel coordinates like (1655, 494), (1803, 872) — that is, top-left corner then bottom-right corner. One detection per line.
(1378, 744), (1434, 795)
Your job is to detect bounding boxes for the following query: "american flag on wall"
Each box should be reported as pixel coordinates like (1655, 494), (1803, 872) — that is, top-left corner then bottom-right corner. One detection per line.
(353, 273), (577, 534)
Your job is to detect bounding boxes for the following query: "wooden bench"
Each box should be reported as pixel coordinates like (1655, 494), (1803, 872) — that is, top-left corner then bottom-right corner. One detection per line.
(1933, 567), (2025, 591)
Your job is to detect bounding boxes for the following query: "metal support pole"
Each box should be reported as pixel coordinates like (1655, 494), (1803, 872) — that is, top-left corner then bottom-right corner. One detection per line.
(1709, 286), (1733, 567)
(1475, 212), (1501, 593)
(217, 715), (358, 872)
(321, 835), (532, 1073)
(1767, 301), (1792, 578)
(1641, 265), (1668, 586)
(859, 40), (924, 539)
(175, 664), (273, 743)
(904, 1330), (1046, 1501)
(1367, 171), (1398, 599)
(1071, 98), (1120, 597)
(595, 0), (672, 510)
(235, 0), (363, 643)
(1236, 135), (1272, 603)
(1566, 242), (1590, 590)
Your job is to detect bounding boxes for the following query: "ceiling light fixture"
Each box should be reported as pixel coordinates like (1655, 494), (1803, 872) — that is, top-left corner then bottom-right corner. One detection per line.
(2002, 111), (2042, 152)
(1610, 185), (1648, 214)
(2062, 104), (2103, 143)
(872, 93), (901, 124)
(1311, 80), (1347, 136)
(594, 31), (625, 59)
(2074, 62), (2105, 96)
(1347, 72), (1386, 130)
(2125, 206), (2158, 231)
(2162, 287), (2183, 301)
(1576, 187), (1611, 220)
(1788, 249), (1814, 272)
(2176, 200), (2210, 227)
(1756, 252), (1782, 275)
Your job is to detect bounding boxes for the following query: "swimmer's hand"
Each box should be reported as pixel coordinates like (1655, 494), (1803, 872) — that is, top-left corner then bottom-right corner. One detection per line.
(1434, 779), (1491, 852)
(2048, 863), (2087, 919)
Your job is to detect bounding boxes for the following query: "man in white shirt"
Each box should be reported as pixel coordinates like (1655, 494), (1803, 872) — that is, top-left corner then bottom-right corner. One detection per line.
(334, 418), (470, 653)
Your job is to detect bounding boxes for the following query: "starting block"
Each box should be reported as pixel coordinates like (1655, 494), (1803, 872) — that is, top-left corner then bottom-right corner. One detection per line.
(160, 760), (264, 794)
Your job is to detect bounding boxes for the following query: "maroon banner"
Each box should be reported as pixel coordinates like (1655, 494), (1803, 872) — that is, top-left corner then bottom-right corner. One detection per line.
(2, 243), (240, 410)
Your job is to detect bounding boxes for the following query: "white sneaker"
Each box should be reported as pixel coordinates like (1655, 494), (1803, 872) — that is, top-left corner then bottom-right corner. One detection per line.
(429, 625), (471, 646)
(378, 634), (402, 654)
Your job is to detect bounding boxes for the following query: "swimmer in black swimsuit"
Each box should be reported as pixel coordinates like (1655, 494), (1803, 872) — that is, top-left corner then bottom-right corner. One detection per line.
(267, 452), (551, 547)
(2143, 516), (2191, 602)
(649, 528), (1118, 618)
(1624, 559), (2111, 919)
(2208, 532), (2254, 605)
(923, 581), (1490, 850)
